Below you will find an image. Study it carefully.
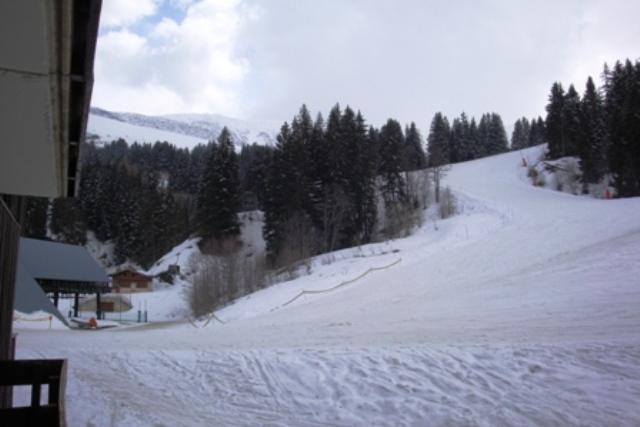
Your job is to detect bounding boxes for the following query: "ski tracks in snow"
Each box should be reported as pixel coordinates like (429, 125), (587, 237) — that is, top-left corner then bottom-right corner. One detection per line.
(58, 344), (640, 426)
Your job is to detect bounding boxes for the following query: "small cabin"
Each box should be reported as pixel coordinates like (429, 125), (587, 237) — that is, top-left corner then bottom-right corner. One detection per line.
(110, 269), (153, 293)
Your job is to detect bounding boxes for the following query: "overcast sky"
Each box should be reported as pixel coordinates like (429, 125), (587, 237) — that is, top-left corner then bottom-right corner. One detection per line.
(93, 0), (640, 128)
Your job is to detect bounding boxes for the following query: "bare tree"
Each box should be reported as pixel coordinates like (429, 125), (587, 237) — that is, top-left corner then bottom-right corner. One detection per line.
(187, 247), (267, 318)
(321, 185), (350, 253)
(431, 164), (451, 204)
(439, 187), (457, 219)
(275, 212), (317, 277)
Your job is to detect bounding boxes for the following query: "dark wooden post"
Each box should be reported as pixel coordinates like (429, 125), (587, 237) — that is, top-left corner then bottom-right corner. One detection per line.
(73, 293), (79, 317)
(95, 293), (101, 320)
(53, 291), (59, 308)
(0, 196), (23, 408)
(0, 359), (68, 425)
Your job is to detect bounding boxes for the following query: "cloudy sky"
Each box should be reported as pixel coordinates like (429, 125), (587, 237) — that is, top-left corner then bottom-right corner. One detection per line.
(93, 0), (640, 128)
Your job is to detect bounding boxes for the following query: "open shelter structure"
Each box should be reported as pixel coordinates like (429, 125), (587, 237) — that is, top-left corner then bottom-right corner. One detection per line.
(16, 238), (110, 320)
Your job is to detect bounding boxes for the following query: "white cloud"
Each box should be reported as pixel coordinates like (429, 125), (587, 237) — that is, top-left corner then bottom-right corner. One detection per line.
(100, 0), (158, 29)
(168, 0), (197, 10)
(93, 0), (640, 125)
(93, 0), (253, 116)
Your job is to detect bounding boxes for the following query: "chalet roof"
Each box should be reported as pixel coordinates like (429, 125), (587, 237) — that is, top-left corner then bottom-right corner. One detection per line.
(19, 238), (108, 284)
(14, 263), (67, 325)
(109, 266), (153, 279)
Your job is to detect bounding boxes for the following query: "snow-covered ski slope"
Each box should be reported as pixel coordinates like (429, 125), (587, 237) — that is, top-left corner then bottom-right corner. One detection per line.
(87, 108), (278, 150)
(16, 146), (640, 426)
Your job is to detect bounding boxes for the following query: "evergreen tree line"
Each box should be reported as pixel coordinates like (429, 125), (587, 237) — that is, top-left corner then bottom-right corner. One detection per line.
(509, 116), (546, 151)
(543, 59), (640, 196)
(22, 105), (516, 269)
(261, 104), (425, 266)
(261, 105), (513, 266)
(427, 111), (511, 167)
(21, 137), (274, 267)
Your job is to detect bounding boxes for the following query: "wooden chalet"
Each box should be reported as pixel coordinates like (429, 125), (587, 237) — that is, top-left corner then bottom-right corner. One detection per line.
(110, 269), (154, 293)
(0, 0), (102, 423)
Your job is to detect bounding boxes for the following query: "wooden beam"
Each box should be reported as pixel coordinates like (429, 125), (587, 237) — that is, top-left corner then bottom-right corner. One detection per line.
(38, 279), (109, 294)
(95, 292), (101, 319)
(0, 197), (22, 408)
(0, 358), (67, 426)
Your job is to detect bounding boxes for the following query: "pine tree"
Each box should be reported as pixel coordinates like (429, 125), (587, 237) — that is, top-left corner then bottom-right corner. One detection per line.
(545, 82), (565, 159)
(527, 116), (546, 147)
(449, 117), (463, 163)
(562, 84), (582, 157)
(378, 118), (406, 204)
(50, 197), (87, 245)
(306, 113), (329, 233)
(403, 122), (427, 170)
(354, 111), (377, 243)
(262, 124), (289, 261)
(511, 117), (530, 150)
(476, 114), (491, 158)
(196, 127), (240, 242)
(428, 112), (450, 167)
(113, 162), (144, 263)
(334, 107), (360, 246)
(337, 109), (377, 246)
(263, 116), (313, 261)
(578, 76), (607, 188)
(606, 60), (640, 196)
(454, 113), (473, 162)
(285, 104), (313, 215)
(468, 117), (480, 159)
(427, 112), (450, 202)
(486, 113), (509, 155)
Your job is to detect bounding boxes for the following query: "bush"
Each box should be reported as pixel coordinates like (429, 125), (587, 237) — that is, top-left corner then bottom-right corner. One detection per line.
(439, 187), (456, 219)
(379, 200), (422, 239)
(187, 250), (267, 318)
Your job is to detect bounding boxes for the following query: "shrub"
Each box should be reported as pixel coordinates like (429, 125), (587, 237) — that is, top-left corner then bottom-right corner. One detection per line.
(187, 250), (267, 318)
(439, 187), (456, 219)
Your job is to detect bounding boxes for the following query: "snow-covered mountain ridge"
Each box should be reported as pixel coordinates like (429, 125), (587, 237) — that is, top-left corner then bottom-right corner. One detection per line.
(88, 107), (279, 150)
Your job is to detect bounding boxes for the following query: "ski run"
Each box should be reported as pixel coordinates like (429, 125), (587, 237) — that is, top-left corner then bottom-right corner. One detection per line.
(16, 146), (640, 426)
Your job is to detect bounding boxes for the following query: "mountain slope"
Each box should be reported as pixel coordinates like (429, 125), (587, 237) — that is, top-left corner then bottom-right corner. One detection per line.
(16, 146), (640, 426)
(88, 107), (279, 149)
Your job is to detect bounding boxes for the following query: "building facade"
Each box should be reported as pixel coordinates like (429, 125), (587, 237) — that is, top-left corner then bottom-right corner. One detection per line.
(111, 270), (153, 293)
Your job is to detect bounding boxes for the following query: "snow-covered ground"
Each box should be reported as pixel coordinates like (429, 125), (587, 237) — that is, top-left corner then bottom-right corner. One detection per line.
(15, 146), (640, 426)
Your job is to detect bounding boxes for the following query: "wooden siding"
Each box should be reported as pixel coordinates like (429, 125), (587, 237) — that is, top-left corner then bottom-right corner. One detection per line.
(111, 271), (152, 293)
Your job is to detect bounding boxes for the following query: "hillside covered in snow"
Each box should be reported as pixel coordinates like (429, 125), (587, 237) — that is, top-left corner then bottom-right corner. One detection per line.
(88, 107), (279, 149)
(15, 146), (640, 426)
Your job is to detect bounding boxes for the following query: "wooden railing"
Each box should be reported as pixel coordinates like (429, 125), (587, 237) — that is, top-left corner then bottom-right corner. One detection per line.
(0, 359), (67, 427)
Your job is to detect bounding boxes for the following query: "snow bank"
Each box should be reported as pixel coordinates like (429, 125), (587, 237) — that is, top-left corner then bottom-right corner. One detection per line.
(519, 146), (614, 198)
